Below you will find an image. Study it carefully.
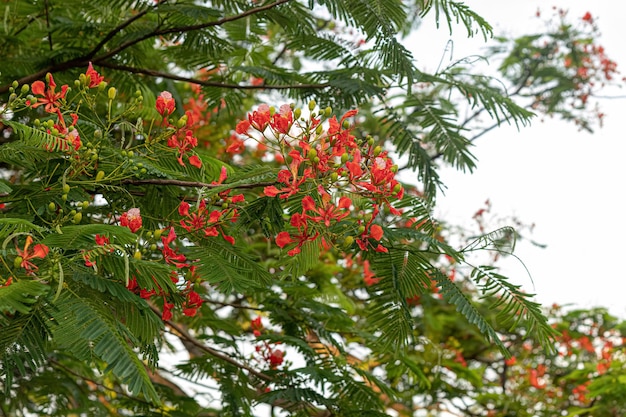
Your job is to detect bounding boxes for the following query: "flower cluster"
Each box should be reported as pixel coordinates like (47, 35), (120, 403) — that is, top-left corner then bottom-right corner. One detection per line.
(235, 102), (404, 258)
(250, 316), (285, 370)
(177, 167), (243, 245)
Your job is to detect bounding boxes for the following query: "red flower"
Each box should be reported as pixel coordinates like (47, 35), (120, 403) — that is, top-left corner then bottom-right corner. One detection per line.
(120, 208), (142, 233)
(275, 231), (293, 248)
(15, 236), (49, 274)
(268, 349), (284, 368)
(30, 73), (68, 116)
(85, 62), (104, 88)
(363, 260), (380, 286)
(156, 91), (176, 116)
(95, 234), (110, 245)
(251, 316), (264, 337)
(582, 12), (593, 23)
(182, 289), (203, 317)
(168, 130), (201, 168)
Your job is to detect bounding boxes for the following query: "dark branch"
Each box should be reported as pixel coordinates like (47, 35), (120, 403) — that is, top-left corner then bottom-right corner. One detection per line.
(122, 178), (276, 189)
(97, 62), (331, 90)
(0, 0), (296, 94)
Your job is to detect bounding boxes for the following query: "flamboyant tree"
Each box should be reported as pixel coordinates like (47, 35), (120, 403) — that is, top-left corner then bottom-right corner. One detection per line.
(0, 1), (623, 416)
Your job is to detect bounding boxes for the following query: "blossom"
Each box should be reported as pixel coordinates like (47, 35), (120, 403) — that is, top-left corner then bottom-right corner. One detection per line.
(182, 289), (203, 317)
(251, 316), (263, 337)
(363, 260), (380, 286)
(156, 91), (176, 116)
(168, 130), (202, 168)
(30, 73), (68, 116)
(85, 62), (104, 88)
(15, 236), (49, 274)
(120, 208), (142, 232)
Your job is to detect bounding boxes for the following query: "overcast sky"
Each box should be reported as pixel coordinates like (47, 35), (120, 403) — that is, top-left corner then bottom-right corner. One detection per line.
(410, 1), (626, 317)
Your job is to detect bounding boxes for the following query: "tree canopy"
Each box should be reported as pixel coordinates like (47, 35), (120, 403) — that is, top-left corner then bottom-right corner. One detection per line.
(0, 1), (624, 416)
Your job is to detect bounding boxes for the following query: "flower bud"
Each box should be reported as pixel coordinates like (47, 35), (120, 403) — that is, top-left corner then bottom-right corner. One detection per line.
(62, 184), (71, 194)
(107, 87), (117, 100)
(373, 146), (382, 156)
(294, 108), (302, 120)
(14, 256), (23, 269)
(308, 100), (316, 111)
(20, 84), (29, 94)
(324, 106), (332, 117)
(72, 212), (83, 224)
(133, 250), (142, 260)
(12, 80), (19, 89)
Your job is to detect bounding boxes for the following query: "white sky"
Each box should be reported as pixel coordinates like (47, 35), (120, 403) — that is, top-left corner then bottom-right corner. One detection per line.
(413, 1), (626, 317)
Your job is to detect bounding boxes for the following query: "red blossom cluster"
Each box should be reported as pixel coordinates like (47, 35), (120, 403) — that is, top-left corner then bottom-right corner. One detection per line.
(250, 316), (285, 370)
(178, 167), (243, 245)
(235, 102), (404, 259)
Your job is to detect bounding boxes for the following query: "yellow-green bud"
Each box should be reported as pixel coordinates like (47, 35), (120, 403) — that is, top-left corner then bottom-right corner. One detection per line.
(14, 256), (23, 269)
(308, 148), (317, 158)
(82, 201), (90, 210)
(269, 106), (276, 116)
(324, 106), (332, 117)
(95, 170), (105, 181)
(12, 80), (19, 89)
(308, 100), (316, 111)
(390, 164), (398, 173)
(61, 194), (68, 201)
(294, 108), (302, 119)
(72, 212), (83, 224)
(48, 202), (56, 212)
(150, 243), (157, 251)
(341, 153), (349, 163)
(62, 184), (70, 194)
(342, 120), (350, 129)
(133, 250), (142, 260)
(343, 236), (354, 247)
(98, 81), (107, 92)
(153, 229), (163, 239)
(330, 172), (339, 182)
(373, 146), (382, 156)
(94, 130), (102, 139)
(20, 84), (29, 94)
(367, 136), (375, 146)
(177, 115), (188, 128)
(315, 124), (323, 135)
(107, 87), (117, 100)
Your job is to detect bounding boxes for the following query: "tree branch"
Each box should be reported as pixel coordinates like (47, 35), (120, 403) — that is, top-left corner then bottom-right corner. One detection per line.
(122, 178), (276, 189)
(0, 0), (296, 94)
(96, 62), (331, 90)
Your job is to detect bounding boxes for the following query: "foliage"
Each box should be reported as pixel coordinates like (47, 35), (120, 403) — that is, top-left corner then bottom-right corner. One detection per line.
(0, 1), (623, 416)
